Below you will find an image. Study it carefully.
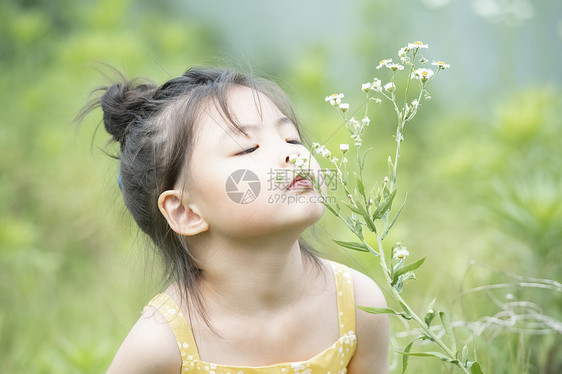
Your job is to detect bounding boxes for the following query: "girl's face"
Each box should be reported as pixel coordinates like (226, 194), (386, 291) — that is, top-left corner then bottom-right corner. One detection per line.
(184, 86), (325, 239)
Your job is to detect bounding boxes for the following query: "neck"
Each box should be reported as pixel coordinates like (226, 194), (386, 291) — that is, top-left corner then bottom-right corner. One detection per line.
(189, 230), (318, 316)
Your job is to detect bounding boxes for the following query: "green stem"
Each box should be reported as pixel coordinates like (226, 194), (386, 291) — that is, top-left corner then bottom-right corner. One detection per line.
(321, 205), (469, 373)
(365, 225), (468, 372)
(403, 49), (417, 105)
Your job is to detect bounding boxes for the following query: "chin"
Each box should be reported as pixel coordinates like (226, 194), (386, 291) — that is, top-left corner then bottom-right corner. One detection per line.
(247, 202), (325, 238)
(285, 197), (325, 228)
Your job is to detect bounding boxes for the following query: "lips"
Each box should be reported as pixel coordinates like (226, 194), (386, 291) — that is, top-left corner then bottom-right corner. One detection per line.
(288, 173), (313, 190)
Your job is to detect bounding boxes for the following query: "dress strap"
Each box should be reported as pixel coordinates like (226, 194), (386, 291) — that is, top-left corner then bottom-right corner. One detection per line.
(146, 293), (199, 361)
(330, 261), (356, 336)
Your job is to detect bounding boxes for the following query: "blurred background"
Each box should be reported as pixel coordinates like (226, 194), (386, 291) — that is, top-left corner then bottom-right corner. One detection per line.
(1, 0), (560, 372)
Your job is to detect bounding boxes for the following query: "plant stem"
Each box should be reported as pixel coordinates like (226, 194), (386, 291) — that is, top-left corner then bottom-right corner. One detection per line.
(373, 235), (470, 373)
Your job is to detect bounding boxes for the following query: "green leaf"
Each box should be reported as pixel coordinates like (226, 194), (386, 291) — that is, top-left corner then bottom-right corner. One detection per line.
(349, 200), (377, 233)
(397, 351), (457, 364)
(392, 257), (426, 284)
(342, 202), (363, 215)
(461, 344), (468, 365)
(440, 311), (456, 352)
(402, 340), (415, 374)
(362, 214), (377, 233)
(332, 240), (369, 252)
(381, 193), (407, 240)
(387, 156), (394, 179)
(357, 305), (413, 320)
(354, 172), (365, 199)
(373, 189), (397, 220)
(468, 361), (483, 374)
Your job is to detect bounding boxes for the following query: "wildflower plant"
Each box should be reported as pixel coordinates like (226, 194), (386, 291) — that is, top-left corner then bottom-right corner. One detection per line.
(291, 42), (483, 373)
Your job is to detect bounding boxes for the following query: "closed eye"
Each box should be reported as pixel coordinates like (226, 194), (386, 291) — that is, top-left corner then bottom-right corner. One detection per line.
(286, 140), (302, 145)
(236, 145), (259, 155)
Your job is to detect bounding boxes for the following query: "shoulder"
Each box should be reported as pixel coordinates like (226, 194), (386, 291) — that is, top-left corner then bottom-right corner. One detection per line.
(106, 304), (181, 374)
(347, 266), (386, 308)
(346, 265), (390, 374)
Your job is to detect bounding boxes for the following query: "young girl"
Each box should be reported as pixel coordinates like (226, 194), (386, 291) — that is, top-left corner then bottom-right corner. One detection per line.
(82, 67), (389, 373)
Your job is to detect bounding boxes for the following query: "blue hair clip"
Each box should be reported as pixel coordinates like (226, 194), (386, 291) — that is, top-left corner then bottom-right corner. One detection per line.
(118, 172), (123, 191)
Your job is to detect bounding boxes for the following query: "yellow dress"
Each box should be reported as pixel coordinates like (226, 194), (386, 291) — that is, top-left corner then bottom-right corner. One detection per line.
(147, 262), (357, 373)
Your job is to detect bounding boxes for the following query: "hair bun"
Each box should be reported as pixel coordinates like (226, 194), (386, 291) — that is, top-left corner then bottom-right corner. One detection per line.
(100, 81), (157, 145)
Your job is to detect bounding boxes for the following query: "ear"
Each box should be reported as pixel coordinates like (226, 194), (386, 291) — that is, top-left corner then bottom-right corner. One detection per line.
(158, 190), (209, 236)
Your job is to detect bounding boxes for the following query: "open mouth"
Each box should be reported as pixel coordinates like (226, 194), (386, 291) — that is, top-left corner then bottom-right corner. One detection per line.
(288, 173), (313, 190)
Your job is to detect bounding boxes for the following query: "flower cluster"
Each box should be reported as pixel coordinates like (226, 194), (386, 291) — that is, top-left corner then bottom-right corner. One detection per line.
(325, 93), (349, 113)
(314, 41), (476, 374)
(362, 78), (383, 94)
(288, 153), (309, 168)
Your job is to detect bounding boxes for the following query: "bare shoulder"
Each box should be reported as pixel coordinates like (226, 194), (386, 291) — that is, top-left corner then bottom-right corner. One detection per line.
(347, 266), (390, 374)
(347, 266), (386, 308)
(106, 306), (181, 374)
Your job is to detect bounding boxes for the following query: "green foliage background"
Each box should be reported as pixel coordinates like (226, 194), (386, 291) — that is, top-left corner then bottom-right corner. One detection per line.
(1, 0), (560, 372)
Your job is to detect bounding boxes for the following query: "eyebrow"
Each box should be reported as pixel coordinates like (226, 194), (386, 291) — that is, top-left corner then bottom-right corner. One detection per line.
(219, 117), (294, 142)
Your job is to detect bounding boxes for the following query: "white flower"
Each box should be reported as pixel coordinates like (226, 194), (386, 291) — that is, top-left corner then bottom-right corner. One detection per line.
(393, 247), (410, 259)
(387, 63), (404, 71)
(325, 93), (344, 106)
(411, 68), (434, 82)
(370, 97), (382, 104)
(289, 153), (308, 168)
(384, 82), (395, 92)
(411, 99), (419, 109)
(398, 47), (408, 58)
(338, 102), (349, 112)
(370, 78), (382, 92)
(321, 148), (331, 158)
(376, 58), (392, 70)
(342, 157), (348, 163)
(431, 60), (451, 70)
(340, 143), (349, 153)
(361, 82), (372, 92)
(349, 117), (360, 130)
(361, 116), (370, 126)
(407, 41), (428, 50)
(311, 142), (321, 150)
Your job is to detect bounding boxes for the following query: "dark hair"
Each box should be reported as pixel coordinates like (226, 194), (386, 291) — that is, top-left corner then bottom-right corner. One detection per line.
(79, 66), (321, 323)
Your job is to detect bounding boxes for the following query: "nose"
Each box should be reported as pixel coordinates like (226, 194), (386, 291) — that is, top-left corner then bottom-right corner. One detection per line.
(280, 151), (291, 167)
(278, 140), (296, 167)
